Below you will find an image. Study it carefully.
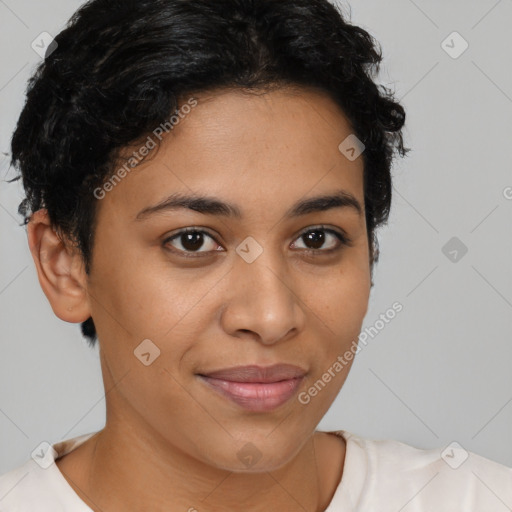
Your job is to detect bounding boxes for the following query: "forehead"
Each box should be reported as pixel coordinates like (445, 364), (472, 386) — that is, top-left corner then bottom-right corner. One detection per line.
(97, 87), (365, 221)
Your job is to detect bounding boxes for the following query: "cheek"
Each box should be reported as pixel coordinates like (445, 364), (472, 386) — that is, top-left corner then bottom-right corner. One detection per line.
(306, 262), (370, 336)
(90, 250), (206, 342)
(299, 270), (368, 410)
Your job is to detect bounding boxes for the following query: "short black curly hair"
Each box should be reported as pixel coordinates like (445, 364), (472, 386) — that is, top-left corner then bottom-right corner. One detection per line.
(8, 0), (409, 348)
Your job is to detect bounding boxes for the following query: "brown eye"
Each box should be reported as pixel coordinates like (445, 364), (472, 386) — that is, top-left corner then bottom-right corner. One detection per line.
(292, 227), (350, 253)
(302, 230), (326, 250)
(163, 229), (222, 256)
(179, 231), (206, 251)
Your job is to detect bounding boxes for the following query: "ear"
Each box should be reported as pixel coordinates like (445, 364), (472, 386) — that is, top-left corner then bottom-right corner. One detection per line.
(27, 208), (92, 323)
(368, 232), (377, 288)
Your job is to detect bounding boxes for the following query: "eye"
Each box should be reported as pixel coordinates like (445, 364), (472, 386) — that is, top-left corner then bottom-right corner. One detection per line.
(163, 225), (351, 258)
(163, 228), (222, 257)
(291, 226), (351, 253)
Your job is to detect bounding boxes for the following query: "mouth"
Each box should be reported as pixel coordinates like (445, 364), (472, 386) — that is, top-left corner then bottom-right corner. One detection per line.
(196, 364), (307, 412)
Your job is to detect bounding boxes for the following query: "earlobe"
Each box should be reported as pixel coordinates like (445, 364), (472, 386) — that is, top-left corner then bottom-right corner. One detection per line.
(27, 209), (92, 324)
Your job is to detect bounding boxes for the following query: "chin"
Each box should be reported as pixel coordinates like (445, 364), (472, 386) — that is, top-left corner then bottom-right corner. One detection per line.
(199, 432), (308, 473)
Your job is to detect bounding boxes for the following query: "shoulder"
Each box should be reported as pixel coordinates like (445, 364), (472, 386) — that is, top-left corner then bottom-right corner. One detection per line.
(0, 457), (55, 511)
(0, 433), (97, 511)
(329, 430), (512, 511)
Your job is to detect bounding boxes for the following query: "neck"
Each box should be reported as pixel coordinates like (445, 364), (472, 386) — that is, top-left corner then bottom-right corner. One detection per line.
(57, 418), (345, 512)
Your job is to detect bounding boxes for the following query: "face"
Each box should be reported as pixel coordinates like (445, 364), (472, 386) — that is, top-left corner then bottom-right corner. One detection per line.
(87, 87), (371, 471)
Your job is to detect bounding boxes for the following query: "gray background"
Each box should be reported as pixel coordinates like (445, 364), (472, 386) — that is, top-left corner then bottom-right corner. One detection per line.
(1, 0), (511, 475)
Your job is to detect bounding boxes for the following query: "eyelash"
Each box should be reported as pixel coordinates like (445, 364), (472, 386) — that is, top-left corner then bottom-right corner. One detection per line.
(162, 225), (352, 258)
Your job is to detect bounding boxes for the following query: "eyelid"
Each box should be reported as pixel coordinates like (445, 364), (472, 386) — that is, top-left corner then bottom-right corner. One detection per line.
(162, 224), (352, 257)
(293, 224), (353, 250)
(164, 226), (218, 240)
(162, 227), (223, 257)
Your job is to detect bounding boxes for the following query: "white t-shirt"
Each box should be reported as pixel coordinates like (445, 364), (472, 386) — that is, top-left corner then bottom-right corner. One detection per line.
(1, 430), (511, 511)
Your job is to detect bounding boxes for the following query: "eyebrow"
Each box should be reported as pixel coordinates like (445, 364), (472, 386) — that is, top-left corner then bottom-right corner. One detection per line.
(135, 189), (363, 221)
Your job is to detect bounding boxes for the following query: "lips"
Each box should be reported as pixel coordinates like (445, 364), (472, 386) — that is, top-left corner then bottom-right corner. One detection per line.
(197, 364), (306, 412)
(199, 364), (307, 383)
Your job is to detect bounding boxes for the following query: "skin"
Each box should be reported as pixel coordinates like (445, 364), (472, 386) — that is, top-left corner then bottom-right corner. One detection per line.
(27, 86), (371, 512)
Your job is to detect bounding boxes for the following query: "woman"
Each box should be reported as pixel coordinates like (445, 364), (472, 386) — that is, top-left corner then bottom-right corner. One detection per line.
(1, 0), (510, 510)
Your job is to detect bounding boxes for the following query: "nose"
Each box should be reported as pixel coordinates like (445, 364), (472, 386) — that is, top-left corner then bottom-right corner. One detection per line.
(219, 251), (306, 346)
